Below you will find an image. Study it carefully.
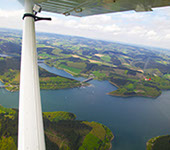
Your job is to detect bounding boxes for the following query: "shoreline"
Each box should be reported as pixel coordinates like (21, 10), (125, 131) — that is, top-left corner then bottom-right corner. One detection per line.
(109, 81), (119, 88)
(0, 75), (164, 99)
(0, 79), (88, 93)
(58, 67), (78, 77)
(0, 79), (4, 84)
(107, 92), (158, 99)
(41, 64), (168, 99)
(108, 81), (160, 99)
(109, 135), (114, 150)
(44, 66), (170, 99)
(146, 135), (170, 150)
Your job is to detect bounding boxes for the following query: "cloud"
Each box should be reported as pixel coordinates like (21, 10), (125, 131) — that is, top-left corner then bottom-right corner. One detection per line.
(128, 26), (146, 35)
(164, 34), (170, 39)
(0, 4), (170, 49)
(119, 12), (146, 19)
(0, 9), (23, 29)
(80, 15), (112, 25)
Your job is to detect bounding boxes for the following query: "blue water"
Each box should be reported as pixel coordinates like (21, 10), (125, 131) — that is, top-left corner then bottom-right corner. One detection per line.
(0, 63), (170, 150)
(39, 63), (85, 81)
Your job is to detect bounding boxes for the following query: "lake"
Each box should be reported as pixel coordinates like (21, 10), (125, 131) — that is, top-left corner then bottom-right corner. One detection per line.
(0, 63), (170, 150)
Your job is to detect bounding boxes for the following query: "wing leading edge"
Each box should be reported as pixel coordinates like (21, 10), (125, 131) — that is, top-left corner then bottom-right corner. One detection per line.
(18, 0), (170, 17)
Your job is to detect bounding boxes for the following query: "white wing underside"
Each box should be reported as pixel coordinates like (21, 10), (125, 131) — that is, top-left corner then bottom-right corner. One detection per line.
(18, 0), (170, 17)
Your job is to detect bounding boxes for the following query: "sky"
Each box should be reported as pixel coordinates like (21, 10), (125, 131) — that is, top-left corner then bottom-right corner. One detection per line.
(0, 0), (170, 49)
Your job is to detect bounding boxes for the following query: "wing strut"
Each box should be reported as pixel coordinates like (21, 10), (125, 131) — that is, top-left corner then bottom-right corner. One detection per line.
(18, 0), (50, 149)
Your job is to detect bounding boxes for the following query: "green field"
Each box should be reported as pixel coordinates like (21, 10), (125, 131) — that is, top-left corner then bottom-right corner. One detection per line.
(59, 64), (82, 74)
(67, 62), (87, 69)
(0, 105), (114, 150)
(93, 71), (106, 79)
(164, 74), (170, 80)
(101, 55), (111, 62)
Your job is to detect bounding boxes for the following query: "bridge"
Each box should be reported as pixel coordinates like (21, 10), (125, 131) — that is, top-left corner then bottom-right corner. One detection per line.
(82, 77), (93, 83)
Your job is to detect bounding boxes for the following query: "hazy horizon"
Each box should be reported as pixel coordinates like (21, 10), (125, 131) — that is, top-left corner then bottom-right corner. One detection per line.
(0, 0), (170, 49)
(1, 27), (170, 52)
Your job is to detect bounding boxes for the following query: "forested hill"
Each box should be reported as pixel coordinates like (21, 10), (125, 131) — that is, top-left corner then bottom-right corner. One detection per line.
(0, 105), (113, 150)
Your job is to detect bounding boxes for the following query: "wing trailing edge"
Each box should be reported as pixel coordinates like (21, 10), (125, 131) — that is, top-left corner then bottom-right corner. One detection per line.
(18, 0), (170, 17)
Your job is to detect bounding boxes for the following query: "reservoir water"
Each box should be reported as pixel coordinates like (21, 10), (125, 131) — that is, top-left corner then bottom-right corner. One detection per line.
(0, 63), (170, 150)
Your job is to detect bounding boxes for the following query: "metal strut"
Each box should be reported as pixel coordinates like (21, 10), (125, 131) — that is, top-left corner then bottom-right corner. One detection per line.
(18, 0), (51, 150)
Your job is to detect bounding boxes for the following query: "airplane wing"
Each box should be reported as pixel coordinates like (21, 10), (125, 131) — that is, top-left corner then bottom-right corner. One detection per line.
(18, 0), (170, 17)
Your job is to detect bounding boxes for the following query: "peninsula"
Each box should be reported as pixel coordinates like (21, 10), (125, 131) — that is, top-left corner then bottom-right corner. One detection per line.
(0, 57), (85, 92)
(146, 135), (170, 150)
(0, 105), (114, 150)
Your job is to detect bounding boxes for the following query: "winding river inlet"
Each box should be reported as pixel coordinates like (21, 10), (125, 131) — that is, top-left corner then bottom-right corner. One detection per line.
(0, 63), (170, 150)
